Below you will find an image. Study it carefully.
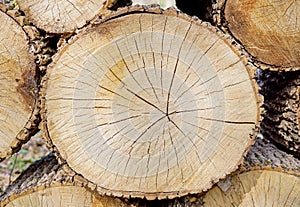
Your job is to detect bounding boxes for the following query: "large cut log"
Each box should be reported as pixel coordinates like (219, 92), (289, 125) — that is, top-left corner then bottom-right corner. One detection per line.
(0, 154), (131, 207)
(223, 0), (300, 69)
(258, 70), (300, 158)
(0, 10), (38, 162)
(41, 6), (260, 199)
(16, 0), (118, 33)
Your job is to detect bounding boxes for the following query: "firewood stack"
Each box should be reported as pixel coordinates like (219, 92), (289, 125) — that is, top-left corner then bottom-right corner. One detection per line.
(0, 0), (299, 206)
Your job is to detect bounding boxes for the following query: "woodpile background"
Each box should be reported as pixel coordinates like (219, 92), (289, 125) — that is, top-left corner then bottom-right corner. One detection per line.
(0, 0), (299, 206)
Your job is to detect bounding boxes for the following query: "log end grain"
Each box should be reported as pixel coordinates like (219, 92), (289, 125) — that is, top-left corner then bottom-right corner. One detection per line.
(17, 0), (119, 33)
(0, 10), (38, 162)
(224, 0), (300, 68)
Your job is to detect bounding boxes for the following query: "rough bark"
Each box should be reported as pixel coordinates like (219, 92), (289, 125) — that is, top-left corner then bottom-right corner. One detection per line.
(0, 154), (131, 207)
(223, 0), (300, 69)
(41, 6), (260, 199)
(258, 70), (300, 158)
(16, 0), (119, 33)
(0, 9), (39, 162)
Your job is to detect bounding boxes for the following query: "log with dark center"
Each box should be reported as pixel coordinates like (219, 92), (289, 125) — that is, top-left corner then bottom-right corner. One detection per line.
(41, 6), (260, 199)
(0, 9), (38, 162)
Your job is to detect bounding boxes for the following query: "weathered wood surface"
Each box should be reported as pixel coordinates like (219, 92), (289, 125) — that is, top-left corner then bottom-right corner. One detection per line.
(258, 70), (300, 158)
(16, 0), (118, 33)
(42, 6), (260, 199)
(0, 9), (38, 162)
(224, 0), (300, 68)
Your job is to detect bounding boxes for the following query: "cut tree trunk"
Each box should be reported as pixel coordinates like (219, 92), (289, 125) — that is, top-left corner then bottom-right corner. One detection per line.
(16, 0), (118, 33)
(258, 70), (300, 158)
(0, 9), (39, 162)
(41, 6), (260, 199)
(223, 0), (300, 69)
(0, 154), (131, 207)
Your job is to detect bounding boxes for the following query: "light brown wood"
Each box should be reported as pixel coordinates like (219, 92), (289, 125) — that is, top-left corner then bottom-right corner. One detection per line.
(16, 0), (118, 33)
(42, 7), (260, 199)
(224, 0), (300, 68)
(0, 10), (38, 161)
(203, 170), (300, 207)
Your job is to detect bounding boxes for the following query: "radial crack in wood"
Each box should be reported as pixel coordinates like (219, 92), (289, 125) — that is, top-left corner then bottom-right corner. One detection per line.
(203, 170), (300, 207)
(224, 0), (300, 68)
(0, 10), (38, 162)
(42, 7), (260, 199)
(16, 0), (118, 33)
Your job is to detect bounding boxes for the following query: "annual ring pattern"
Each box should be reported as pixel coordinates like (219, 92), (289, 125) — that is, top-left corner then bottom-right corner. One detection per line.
(45, 12), (259, 198)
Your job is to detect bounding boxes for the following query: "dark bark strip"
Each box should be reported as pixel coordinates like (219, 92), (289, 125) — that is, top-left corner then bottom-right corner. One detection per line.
(258, 70), (300, 158)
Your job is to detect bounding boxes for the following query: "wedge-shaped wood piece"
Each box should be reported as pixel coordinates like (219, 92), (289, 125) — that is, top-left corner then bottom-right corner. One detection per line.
(203, 170), (300, 207)
(224, 0), (300, 68)
(42, 7), (260, 199)
(0, 154), (130, 207)
(17, 0), (117, 33)
(0, 10), (38, 161)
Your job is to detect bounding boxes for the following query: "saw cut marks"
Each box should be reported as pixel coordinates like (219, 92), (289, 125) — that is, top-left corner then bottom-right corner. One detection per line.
(225, 0), (300, 67)
(203, 170), (300, 207)
(44, 10), (259, 198)
(0, 10), (37, 161)
(17, 0), (116, 33)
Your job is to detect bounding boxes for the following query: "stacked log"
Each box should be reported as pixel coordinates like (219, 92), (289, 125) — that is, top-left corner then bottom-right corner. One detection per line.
(0, 8), (39, 162)
(0, 0), (299, 206)
(17, 0), (119, 33)
(41, 6), (260, 199)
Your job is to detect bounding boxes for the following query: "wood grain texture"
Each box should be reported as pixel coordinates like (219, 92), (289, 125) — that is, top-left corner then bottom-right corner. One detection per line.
(0, 10), (37, 161)
(224, 0), (300, 68)
(203, 170), (300, 207)
(16, 0), (118, 33)
(43, 7), (260, 199)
